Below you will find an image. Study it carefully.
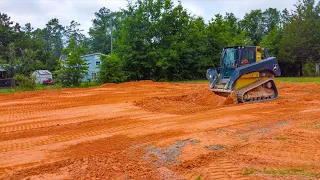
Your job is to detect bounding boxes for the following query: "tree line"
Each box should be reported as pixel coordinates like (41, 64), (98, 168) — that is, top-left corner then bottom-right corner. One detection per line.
(0, 0), (319, 85)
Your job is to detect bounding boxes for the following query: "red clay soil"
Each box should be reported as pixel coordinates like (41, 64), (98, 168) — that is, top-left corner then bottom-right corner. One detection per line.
(0, 81), (320, 179)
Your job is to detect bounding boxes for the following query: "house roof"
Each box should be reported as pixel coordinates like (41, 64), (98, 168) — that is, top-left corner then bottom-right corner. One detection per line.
(60, 55), (67, 61)
(80, 53), (102, 58)
(34, 70), (52, 75)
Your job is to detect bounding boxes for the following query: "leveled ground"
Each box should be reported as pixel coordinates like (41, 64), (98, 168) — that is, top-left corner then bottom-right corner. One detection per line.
(0, 81), (320, 179)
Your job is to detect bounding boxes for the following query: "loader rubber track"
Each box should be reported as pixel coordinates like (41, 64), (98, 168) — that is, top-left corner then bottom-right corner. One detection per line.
(236, 78), (278, 103)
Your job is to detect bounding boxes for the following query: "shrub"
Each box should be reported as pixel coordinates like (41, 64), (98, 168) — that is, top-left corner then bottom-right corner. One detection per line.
(99, 54), (127, 83)
(55, 37), (88, 87)
(14, 73), (36, 91)
(303, 60), (316, 77)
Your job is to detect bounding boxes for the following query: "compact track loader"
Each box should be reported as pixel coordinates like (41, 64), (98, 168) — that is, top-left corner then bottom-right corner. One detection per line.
(206, 46), (281, 103)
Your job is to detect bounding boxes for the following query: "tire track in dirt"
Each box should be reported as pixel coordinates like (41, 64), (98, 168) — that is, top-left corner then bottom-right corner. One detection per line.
(0, 115), (166, 152)
(238, 129), (320, 165)
(0, 103), (140, 132)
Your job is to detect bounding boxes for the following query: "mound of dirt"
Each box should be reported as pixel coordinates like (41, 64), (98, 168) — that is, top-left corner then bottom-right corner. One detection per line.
(134, 88), (226, 114)
(101, 80), (156, 87)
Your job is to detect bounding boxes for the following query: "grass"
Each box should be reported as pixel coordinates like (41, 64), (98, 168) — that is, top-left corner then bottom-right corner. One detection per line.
(172, 79), (207, 84)
(242, 167), (319, 178)
(0, 84), (62, 94)
(263, 168), (318, 178)
(275, 136), (288, 140)
(0, 82), (101, 94)
(0, 88), (17, 94)
(242, 168), (256, 176)
(276, 77), (320, 83)
(79, 81), (101, 88)
(174, 77), (320, 84)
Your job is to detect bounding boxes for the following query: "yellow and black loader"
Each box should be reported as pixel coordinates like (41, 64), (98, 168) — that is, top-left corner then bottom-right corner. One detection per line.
(206, 46), (281, 103)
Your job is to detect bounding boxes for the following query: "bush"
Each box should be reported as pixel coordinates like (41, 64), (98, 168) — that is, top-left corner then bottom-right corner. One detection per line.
(80, 81), (100, 88)
(55, 37), (88, 87)
(99, 54), (127, 83)
(303, 60), (318, 77)
(14, 73), (36, 91)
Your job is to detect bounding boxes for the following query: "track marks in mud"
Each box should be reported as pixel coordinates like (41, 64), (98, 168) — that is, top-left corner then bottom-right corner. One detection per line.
(2, 131), (185, 180)
(182, 158), (246, 180)
(238, 129), (320, 164)
(0, 117), (161, 152)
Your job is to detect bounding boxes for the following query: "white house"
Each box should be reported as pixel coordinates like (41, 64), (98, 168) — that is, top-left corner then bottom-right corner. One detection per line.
(32, 70), (52, 83)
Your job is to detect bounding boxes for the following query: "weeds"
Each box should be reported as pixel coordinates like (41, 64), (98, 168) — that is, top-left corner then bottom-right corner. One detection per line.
(275, 136), (288, 140)
(276, 77), (320, 83)
(14, 73), (36, 91)
(263, 168), (318, 178)
(242, 168), (256, 175)
(303, 121), (320, 130)
(243, 167), (319, 178)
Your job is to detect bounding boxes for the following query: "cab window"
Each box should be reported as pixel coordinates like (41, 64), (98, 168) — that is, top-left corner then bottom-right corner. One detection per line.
(241, 48), (255, 66)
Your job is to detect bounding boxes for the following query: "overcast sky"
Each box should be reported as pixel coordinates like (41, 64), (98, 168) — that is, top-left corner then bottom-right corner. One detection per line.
(1, 0), (318, 36)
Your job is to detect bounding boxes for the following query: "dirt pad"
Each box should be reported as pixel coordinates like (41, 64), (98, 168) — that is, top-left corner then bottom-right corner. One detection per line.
(1, 81), (320, 179)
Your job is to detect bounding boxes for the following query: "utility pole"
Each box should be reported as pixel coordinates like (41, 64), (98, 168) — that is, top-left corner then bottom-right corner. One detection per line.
(106, 12), (113, 54)
(110, 13), (113, 54)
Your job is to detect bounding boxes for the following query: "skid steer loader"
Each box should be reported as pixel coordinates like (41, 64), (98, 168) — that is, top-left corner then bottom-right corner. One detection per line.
(206, 46), (281, 103)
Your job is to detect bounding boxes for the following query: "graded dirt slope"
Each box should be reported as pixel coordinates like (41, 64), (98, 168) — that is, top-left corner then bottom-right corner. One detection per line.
(0, 81), (320, 179)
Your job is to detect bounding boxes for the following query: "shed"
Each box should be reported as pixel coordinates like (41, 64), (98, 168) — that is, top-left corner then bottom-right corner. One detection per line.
(32, 70), (52, 84)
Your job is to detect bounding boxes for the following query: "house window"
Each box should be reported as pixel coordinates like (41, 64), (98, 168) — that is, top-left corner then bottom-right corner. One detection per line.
(92, 72), (99, 80)
(96, 61), (100, 65)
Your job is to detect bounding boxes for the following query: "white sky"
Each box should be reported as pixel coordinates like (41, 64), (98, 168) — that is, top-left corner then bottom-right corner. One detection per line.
(0, 0), (318, 36)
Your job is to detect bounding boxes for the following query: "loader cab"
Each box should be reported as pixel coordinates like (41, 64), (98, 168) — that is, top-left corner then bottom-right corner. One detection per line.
(221, 46), (258, 77)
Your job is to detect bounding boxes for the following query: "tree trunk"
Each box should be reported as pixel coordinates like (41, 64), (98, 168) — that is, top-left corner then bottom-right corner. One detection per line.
(300, 62), (303, 77)
(316, 62), (320, 74)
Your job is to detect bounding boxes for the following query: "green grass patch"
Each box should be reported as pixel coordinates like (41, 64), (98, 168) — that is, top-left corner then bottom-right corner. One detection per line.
(172, 79), (207, 84)
(79, 81), (101, 88)
(276, 77), (320, 83)
(275, 136), (288, 140)
(263, 168), (318, 178)
(175, 77), (320, 84)
(242, 167), (319, 178)
(35, 84), (62, 90)
(173, 77), (320, 84)
(0, 88), (17, 94)
(242, 168), (256, 176)
(0, 81), (102, 94)
(7, 84), (62, 93)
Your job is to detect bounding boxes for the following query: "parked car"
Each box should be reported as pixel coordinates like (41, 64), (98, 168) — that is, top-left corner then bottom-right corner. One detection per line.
(42, 78), (54, 85)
